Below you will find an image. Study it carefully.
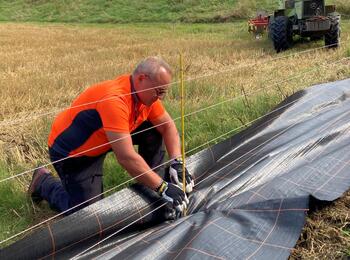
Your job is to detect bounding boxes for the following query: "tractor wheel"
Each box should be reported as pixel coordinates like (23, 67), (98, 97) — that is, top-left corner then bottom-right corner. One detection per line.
(270, 16), (293, 53)
(325, 16), (340, 48)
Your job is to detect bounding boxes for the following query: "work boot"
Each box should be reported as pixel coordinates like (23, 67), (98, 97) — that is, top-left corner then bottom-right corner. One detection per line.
(28, 167), (51, 203)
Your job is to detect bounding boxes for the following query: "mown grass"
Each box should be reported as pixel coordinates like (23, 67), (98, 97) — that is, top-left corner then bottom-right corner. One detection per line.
(0, 0), (258, 23)
(0, 19), (350, 256)
(0, 0), (348, 24)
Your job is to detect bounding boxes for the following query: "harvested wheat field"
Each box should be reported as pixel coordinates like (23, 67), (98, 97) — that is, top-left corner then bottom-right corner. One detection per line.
(0, 19), (350, 258)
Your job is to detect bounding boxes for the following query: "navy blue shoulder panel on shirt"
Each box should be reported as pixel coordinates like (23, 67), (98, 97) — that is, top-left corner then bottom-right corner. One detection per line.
(50, 109), (103, 159)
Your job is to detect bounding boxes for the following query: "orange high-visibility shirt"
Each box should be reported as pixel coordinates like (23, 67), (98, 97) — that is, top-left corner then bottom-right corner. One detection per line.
(48, 75), (165, 158)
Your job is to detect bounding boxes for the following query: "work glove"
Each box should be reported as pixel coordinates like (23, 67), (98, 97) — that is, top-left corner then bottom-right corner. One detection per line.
(169, 158), (194, 193)
(157, 181), (189, 216)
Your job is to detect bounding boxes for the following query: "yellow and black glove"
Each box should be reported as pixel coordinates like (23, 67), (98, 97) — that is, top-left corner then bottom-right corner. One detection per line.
(157, 181), (189, 216)
(169, 158), (194, 193)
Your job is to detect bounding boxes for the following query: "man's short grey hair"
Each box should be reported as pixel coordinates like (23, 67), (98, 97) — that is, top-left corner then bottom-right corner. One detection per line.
(132, 56), (172, 80)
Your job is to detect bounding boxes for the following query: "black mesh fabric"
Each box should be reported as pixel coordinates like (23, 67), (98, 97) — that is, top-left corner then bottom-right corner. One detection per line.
(1, 79), (350, 259)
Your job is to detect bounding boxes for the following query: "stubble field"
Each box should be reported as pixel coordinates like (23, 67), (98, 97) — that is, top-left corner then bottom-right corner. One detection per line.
(0, 21), (350, 257)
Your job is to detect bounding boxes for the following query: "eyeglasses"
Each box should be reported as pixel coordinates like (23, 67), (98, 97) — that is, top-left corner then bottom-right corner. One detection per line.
(144, 74), (168, 99)
(155, 87), (167, 99)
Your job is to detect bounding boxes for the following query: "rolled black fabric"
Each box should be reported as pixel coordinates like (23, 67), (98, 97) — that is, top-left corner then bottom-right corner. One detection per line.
(2, 78), (350, 259)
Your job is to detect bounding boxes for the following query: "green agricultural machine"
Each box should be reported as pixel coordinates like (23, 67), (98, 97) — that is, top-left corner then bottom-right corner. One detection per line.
(269, 0), (341, 52)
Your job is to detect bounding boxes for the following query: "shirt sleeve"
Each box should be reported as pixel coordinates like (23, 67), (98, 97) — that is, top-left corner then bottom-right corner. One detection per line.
(147, 99), (165, 121)
(96, 96), (130, 133)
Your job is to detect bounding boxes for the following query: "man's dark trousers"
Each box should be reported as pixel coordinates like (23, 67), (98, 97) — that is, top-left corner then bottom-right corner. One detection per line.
(37, 121), (165, 214)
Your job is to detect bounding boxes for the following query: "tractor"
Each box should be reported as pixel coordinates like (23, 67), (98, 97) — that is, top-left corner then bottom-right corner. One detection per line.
(269, 0), (341, 52)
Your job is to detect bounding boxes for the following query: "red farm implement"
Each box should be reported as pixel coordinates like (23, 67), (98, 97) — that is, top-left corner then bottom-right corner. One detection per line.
(248, 11), (270, 39)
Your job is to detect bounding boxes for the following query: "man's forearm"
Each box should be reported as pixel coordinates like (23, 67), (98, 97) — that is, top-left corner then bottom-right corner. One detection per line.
(118, 153), (163, 190)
